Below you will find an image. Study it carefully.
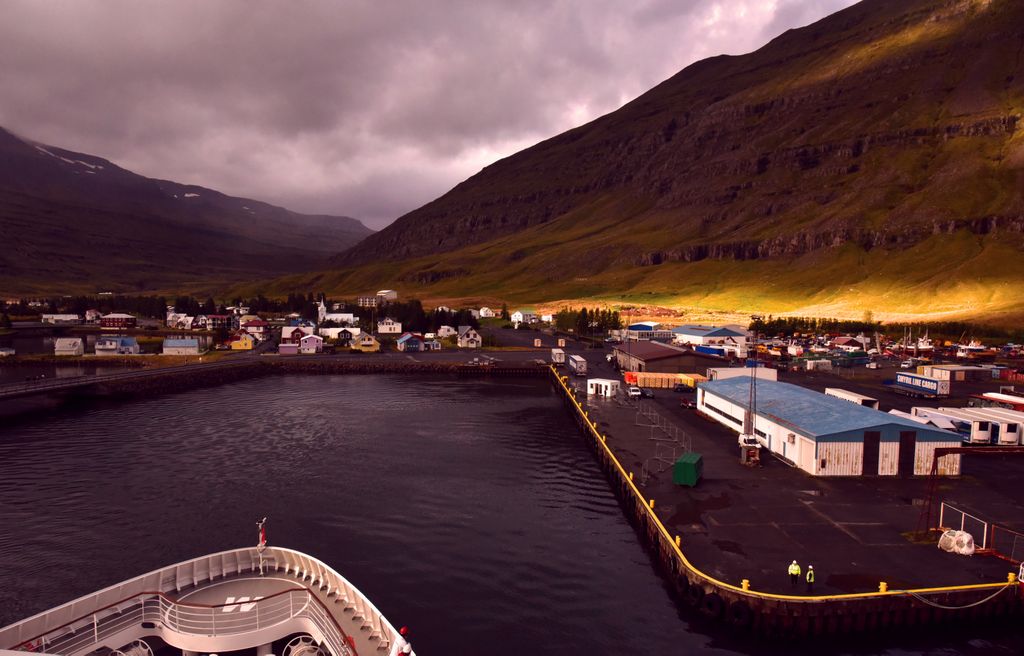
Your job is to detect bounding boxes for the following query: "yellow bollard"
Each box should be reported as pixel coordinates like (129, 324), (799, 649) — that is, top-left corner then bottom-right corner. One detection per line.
(649, 498), (656, 510)
(741, 579), (750, 591)
(879, 582), (888, 593)
(674, 535), (681, 547)
(601, 434), (607, 443)
(629, 472), (634, 481)
(1009, 572), (1018, 584)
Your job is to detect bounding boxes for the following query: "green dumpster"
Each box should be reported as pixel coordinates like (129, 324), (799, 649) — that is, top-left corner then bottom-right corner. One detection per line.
(672, 452), (703, 487)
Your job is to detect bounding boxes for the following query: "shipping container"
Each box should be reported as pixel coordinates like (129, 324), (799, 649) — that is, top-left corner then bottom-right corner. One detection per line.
(707, 367), (778, 382)
(551, 348), (565, 364)
(568, 354), (587, 376)
(824, 388), (880, 410)
(631, 372), (708, 389)
(806, 359), (833, 372)
(695, 344), (726, 357)
(672, 453), (703, 487)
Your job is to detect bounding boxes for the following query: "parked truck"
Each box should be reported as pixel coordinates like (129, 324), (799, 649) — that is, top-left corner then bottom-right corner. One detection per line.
(568, 354), (587, 376)
(551, 348), (565, 365)
(894, 372), (951, 397)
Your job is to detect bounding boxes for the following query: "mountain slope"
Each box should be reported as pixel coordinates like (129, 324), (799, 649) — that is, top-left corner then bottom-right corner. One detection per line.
(0, 127), (373, 294)
(312, 0), (1024, 320)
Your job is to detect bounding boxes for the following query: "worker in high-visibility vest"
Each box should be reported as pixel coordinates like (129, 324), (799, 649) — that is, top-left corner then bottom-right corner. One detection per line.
(806, 565), (815, 592)
(788, 560), (801, 587)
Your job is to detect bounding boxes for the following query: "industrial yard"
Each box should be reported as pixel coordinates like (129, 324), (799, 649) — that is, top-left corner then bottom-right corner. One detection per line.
(544, 333), (1024, 598)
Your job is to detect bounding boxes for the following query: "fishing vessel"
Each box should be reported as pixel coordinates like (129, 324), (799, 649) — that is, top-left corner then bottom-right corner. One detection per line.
(0, 522), (413, 656)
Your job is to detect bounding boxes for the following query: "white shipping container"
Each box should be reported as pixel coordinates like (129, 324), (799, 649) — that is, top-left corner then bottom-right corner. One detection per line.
(551, 348), (565, 364)
(568, 354), (587, 376)
(707, 367), (778, 381)
(824, 388), (880, 410)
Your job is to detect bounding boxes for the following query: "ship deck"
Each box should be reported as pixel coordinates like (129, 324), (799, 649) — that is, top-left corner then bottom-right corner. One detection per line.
(0, 547), (400, 656)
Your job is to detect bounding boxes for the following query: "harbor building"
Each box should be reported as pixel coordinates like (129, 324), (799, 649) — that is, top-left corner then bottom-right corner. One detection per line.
(41, 313), (82, 325)
(672, 324), (749, 357)
(625, 321), (674, 341)
(613, 341), (724, 374)
(697, 378), (962, 476)
(53, 337), (84, 356)
(162, 338), (201, 355)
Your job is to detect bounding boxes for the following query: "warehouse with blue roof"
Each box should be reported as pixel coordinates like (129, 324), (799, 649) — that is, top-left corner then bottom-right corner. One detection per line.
(672, 324), (749, 357)
(697, 377), (962, 476)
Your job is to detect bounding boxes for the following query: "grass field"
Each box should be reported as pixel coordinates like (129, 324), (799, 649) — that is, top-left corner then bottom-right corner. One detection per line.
(231, 223), (1024, 327)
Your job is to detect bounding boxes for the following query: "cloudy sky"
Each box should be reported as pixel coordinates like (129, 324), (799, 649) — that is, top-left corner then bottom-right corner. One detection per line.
(1, 0), (857, 229)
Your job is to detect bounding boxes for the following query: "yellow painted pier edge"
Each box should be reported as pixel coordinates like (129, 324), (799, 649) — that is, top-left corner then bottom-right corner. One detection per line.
(549, 366), (1022, 636)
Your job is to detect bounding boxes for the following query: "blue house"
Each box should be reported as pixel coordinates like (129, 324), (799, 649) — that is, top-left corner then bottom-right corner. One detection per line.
(95, 336), (140, 355)
(396, 332), (425, 352)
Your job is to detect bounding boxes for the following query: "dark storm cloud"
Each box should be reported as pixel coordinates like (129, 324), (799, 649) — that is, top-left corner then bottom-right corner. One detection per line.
(0, 0), (857, 228)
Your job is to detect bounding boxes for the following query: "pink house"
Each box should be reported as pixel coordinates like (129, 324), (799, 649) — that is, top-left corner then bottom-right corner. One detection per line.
(299, 334), (324, 354)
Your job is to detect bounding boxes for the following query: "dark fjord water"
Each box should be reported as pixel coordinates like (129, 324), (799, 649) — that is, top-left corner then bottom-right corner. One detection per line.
(0, 376), (1014, 655)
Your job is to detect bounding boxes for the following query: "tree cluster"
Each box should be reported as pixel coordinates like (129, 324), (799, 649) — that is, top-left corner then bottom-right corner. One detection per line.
(749, 316), (880, 337)
(554, 307), (622, 334)
(748, 315), (1024, 344)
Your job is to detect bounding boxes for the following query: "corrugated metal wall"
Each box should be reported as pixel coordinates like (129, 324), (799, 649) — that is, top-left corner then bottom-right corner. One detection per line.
(878, 442), (899, 476)
(915, 442), (962, 476)
(816, 441), (863, 476)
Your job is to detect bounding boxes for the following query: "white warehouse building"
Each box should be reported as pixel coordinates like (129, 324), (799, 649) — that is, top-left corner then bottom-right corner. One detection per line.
(697, 378), (962, 476)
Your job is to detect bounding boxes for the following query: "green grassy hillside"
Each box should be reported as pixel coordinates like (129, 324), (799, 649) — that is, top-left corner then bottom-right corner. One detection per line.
(269, 0), (1024, 324)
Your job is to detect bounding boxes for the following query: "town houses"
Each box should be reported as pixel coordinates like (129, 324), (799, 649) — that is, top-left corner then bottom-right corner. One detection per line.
(7, 292), (498, 358)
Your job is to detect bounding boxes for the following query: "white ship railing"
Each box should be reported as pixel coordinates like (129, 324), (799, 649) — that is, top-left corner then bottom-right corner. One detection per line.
(0, 547), (400, 656)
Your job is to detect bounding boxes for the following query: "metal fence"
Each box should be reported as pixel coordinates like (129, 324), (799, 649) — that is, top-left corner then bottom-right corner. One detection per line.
(635, 400), (692, 452)
(938, 502), (990, 549)
(990, 525), (1024, 563)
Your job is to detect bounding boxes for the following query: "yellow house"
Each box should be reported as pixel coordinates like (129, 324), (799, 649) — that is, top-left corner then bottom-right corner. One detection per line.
(351, 334), (381, 352)
(230, 333), (255, 350)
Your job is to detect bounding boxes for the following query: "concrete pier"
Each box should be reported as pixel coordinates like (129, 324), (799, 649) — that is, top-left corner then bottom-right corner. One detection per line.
(549, 366), (1023, 636)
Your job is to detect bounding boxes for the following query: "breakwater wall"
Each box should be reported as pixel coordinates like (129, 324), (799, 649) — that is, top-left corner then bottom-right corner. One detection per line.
(78, 362), (270, 398)
(267, 359), (548, 378)
(549, 366), (1022, 637)
(2, 358), (549, 413)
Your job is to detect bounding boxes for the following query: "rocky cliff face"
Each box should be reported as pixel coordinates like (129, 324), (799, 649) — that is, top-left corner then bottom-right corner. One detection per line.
(336, 0), (1024, 274)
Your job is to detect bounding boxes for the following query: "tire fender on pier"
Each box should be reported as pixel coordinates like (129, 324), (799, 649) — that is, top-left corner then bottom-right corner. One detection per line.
(701, 593), (725, 620)
(728, 600), (754, 628)
(686, 584), (705, 607)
